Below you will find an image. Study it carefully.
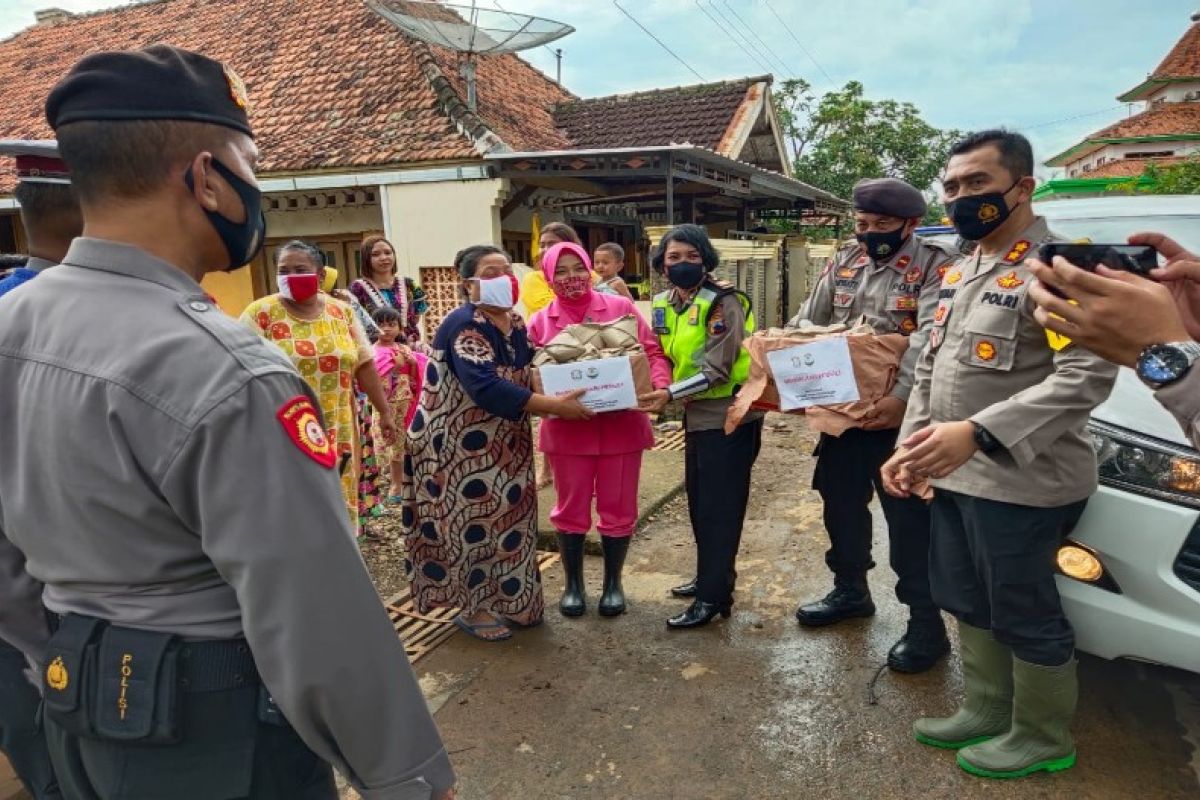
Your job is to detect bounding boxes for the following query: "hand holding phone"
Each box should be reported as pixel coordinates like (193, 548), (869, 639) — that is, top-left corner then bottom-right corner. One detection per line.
(1036, 243), (1159, 298)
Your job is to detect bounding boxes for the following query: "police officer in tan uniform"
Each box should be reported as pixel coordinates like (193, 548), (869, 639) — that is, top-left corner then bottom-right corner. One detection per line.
(0, 46), (454, 799)
(790, 178), (957, 674)
(882, 130), (1118, 780)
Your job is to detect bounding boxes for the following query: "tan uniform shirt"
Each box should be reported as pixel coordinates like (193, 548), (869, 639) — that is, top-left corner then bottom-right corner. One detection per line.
(0, 239), (452, 800)
(899, 217), (1119, 507)
(792, 234), (957, 401)
(1156, 370), (1200, 451)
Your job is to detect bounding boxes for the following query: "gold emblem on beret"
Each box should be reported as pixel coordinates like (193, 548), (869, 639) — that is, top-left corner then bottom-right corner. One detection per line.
(224, 65), (249, 111)
(46, 656), (69, 691)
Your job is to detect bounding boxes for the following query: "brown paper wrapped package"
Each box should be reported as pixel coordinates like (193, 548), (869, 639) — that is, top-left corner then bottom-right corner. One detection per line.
(531, 314), (654, 398)
(724, 323), (909, 435)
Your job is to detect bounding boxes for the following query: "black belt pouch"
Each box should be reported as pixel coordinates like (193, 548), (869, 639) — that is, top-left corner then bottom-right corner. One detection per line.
(42, 613), (105, 737)
(93, 626), (182, 745)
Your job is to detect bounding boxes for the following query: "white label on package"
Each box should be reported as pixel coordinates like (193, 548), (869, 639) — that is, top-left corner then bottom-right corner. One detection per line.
(539, 356), (638, 413)
(766, 338), (860, 411)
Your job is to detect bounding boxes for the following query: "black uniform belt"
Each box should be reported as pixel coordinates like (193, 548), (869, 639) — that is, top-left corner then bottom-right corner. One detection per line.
(48, 613), (259, 693)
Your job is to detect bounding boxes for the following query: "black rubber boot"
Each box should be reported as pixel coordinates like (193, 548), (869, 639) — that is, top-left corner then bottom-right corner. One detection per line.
(795, 576), (875, 627)
(557, 533), (587, 618)
(598, 536), (630, 617)
(888, 611), (951, 674)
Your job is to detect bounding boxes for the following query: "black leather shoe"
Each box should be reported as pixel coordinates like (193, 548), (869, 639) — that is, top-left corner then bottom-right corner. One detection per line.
(598, 536), (630, 617)
(887, 614), (950, 674)
(667, 600), (731, 629)
(557, 533), (587, 617)
(670, 579), (697, 598)
(795, 581), (875, 627)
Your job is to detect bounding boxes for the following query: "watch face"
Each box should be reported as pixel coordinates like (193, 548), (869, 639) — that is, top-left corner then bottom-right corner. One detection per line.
(1139, 345), (1190, 383)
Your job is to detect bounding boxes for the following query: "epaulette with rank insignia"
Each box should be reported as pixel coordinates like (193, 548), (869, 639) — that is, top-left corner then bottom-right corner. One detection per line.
(1003, 240), (1031, 264)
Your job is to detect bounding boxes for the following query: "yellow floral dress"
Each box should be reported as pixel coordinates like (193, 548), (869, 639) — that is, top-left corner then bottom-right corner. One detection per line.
(240, 295), (372, 530)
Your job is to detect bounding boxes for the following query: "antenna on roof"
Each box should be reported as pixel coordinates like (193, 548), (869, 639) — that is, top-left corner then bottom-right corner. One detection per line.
(366, 0), (574, 110)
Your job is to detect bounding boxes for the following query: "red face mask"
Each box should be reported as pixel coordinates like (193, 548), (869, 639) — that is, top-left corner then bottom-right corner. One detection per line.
(277, 273), (320, 302)
(552, 274), (591, 300)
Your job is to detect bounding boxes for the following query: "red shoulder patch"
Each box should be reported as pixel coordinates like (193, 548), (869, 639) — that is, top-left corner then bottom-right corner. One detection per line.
(276, 396), (337, 468)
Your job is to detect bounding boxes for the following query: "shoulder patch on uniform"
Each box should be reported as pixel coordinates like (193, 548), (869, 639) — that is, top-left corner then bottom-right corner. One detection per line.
(1004, 240), (1031, 264)
(708, 304), (727, 335)
(276, 396), (337, 468)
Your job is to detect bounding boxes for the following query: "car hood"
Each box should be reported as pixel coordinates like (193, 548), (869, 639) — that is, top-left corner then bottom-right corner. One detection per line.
(1092, 368), (1192, 447)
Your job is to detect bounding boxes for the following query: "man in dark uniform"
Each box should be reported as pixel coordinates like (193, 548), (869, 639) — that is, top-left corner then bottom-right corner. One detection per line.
(0, 46), (454, 799)
(790, 178), (957, 673)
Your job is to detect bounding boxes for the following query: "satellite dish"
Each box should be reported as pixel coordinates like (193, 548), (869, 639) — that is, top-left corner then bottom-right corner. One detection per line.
(366, 0), (575, 109)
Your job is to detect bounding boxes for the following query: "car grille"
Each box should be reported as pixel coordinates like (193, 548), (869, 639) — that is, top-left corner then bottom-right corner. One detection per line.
(1175, 521), (1200, 593)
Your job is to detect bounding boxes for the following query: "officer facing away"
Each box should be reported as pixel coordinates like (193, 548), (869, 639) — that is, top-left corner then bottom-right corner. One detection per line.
(0, 46), (454, 799)
(789, 178), (957, 674)
(883, 129), (1118, 779)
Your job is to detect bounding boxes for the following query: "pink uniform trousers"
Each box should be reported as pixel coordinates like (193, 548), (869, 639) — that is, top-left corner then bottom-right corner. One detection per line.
(548, 451), (643, 537)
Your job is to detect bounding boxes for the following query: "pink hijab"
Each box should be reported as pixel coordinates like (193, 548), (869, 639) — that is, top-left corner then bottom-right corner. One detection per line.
(541, 241), (594, 320)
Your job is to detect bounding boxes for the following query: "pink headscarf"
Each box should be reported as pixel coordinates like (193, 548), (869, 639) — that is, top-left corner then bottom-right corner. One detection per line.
(541, 241), (594, 315)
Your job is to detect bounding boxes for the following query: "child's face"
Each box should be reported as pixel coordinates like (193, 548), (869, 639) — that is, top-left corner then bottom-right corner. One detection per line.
(593, 252), (622, 279)
(379, 320), (401, 341)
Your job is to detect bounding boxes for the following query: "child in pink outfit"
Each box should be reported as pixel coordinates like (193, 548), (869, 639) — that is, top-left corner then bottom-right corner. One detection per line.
(527, 242), (671, 618)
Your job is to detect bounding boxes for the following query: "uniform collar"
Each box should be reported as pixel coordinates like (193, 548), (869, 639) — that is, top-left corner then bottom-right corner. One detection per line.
(60, 238), (207, 297)
(25, 256), (58, 273)
(871, 234), (919, 273)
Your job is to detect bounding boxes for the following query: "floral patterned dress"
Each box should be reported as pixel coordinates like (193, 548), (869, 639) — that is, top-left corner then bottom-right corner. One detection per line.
(350, 277), (429, 344)
(401, 304), (544, 625)
(240, 295), (373, 531)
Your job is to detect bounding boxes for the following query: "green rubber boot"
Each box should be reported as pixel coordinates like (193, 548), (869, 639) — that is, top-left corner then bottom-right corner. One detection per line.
(957, 656), (1078, 779)
(914, 623), (1012, 749)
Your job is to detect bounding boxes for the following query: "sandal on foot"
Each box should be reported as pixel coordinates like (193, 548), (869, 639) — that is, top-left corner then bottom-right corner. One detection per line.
(503, 616), (544, 630)
(453, 615), (513, 642)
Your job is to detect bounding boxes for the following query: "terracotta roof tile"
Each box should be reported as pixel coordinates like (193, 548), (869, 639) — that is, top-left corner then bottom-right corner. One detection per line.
(1086, 156), (1185, 178)
(0, 0), (572, 192)
(1151, 20), (1200, 79)
(1089, 101), (1200, 139)
(552, 76), (766, 154)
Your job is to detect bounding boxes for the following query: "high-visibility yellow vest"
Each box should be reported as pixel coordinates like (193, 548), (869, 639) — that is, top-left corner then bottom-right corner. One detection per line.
(652, 283), (753, 401)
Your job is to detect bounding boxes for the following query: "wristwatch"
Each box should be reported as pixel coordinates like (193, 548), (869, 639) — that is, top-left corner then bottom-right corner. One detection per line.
(1135, 341), (1200, 389)
(971, 422), (1003, 454)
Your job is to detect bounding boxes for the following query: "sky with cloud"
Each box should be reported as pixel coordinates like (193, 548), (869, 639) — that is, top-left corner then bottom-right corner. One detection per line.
(1, 0), (1195, 178)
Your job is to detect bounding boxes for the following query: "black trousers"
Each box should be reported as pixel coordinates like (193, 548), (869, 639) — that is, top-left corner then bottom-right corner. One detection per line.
(812, 428), (936, 615)
(930, 490), (1085, 666)
(686, 418), (764, 605)
(45, 685), (336, 800)
(0, 637), (61, 799)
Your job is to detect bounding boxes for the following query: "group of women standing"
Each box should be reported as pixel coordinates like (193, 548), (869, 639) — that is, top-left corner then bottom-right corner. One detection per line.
(241, 223), (762, 642)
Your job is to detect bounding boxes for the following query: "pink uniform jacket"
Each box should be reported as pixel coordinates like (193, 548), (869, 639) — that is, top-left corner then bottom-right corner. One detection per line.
(528, 292), (671, 456)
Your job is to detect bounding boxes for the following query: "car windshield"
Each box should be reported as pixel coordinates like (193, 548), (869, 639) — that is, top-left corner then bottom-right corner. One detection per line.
(1043, 215), (1200, 254)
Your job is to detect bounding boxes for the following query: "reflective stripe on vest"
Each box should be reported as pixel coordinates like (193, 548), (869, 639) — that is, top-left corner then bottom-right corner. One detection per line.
(652, 286), (753, 401)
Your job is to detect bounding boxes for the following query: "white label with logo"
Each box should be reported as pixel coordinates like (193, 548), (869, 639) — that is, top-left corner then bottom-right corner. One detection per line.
(766, 338), (860, 411)
(539, 356), (637, 413)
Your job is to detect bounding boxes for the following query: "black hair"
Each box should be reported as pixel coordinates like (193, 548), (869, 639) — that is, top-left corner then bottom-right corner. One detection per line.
(0, 254), (29, 269)
(56, 119), (235, 203)
(651, 224), (720, 272)
(372, 307), (403, 325)
(540, 221), (582, 246)
(594, 242), (625, 261)
(13, 182), (81, 242)
(275, 239), (324, 270)
(948, 129), (1034, 180)
(453, 244), (508, 279)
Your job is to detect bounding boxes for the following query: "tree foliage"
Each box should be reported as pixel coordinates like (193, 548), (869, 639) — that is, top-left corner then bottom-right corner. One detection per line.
(1136, 156), (1200, 194)
(774, 78), (961, 204)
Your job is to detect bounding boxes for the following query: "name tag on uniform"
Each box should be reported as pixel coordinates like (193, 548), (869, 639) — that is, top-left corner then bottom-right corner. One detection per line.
(652, 306), (668, 333)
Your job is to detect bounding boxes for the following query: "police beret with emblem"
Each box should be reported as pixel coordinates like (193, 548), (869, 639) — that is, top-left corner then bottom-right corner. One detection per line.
(46, 44), (252, 137)
(852, 178), (926, 219)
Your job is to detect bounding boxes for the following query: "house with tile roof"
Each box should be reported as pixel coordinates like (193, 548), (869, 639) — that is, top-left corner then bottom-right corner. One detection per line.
(0, 0), (841, 319)
(1038, 12), (1200, 199)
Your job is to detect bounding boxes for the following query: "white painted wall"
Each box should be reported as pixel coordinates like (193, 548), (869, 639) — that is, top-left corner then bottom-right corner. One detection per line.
(263, 203), (383, 239)
(1146, 84), (1200, 104)
(383, 178), (508, 280)
(1066, 140), (1200, 176)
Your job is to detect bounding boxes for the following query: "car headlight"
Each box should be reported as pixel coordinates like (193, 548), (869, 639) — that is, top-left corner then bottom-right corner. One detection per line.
(1089, 420), (1200, 508)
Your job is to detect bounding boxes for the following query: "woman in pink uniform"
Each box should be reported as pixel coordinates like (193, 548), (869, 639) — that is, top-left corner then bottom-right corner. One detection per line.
(528, 242), (671, 618)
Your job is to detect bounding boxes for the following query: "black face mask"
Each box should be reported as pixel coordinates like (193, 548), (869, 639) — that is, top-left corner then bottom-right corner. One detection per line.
(946, 179), (1022, 242)
(184, 157), (266, 272)
(667, 261), (705, 290)
(856, 225), (908, 261)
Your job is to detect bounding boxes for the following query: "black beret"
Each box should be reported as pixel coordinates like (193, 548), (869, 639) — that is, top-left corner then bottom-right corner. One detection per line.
(852, 178), (926, 219)
(46, 44), (252, 137)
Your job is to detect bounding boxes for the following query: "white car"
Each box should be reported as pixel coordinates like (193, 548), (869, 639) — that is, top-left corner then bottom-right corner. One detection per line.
(1035, 195), (1200, 674)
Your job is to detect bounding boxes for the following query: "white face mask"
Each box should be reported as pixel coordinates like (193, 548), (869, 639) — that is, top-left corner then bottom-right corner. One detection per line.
(475, 275), (518, 310)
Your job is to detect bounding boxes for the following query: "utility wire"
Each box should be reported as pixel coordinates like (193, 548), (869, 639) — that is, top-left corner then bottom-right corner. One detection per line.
(702, 0), (775, 75)
(694, 0), (773, 75)
(765, 0), (835, 85)
(1024, 104), (1127, 131)
(613, 0), (706, 82)
(720, 0), (794, 78)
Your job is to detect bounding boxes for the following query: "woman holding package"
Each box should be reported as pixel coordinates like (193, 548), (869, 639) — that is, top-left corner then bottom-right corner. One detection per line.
(638, 224), (764, 629)
(528, 242), (672, 618)
(402, 245), (593, 641)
